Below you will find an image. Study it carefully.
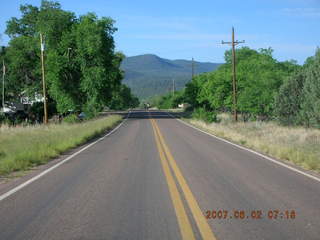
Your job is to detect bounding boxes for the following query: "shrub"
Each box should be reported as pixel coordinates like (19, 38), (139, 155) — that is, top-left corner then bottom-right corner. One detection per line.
(63, 114), (80, 123)
(192, 107), (217, 123)
(0, 113), (5, 123)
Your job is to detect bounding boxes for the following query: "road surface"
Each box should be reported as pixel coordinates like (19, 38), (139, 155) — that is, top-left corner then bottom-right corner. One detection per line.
(0, 110), (319, 240)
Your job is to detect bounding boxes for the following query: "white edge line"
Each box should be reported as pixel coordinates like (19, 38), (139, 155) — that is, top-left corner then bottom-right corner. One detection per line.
(0, 111), (131, 202)
(165, 111), (320, 183)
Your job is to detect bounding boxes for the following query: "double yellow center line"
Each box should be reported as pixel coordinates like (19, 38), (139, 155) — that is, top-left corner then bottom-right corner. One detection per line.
(149, 116), (217, 240)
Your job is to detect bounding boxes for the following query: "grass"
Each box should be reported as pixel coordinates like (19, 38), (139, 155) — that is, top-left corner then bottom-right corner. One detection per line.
(0, 115), (122, 176)
(183, 113), (320, 173)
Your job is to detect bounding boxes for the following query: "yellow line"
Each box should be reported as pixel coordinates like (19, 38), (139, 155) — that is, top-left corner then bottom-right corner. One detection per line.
(152, 119), (217, 240)
(149, 117), (196, 240)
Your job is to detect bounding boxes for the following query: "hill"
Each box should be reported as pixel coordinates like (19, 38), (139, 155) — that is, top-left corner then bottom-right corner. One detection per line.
(121, 54), (221, 99)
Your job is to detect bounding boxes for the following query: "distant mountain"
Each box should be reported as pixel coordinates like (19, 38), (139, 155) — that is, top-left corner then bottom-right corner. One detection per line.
(121, 54), (222, 99)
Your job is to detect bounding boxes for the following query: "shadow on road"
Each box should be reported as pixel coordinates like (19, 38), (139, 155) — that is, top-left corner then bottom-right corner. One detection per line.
(126, 110), (191, 119)
(101, 110), (192, 119)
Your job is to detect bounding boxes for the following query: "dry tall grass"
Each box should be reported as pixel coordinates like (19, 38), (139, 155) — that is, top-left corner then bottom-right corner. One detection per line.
(186, 113), (320, 173)
(0, 115), (122, 175)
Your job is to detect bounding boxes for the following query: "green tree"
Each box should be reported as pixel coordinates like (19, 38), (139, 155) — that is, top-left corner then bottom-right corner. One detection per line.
(274, 72), (305, 125)
(184, 47), (299, 120)
(3, 1), (136, 118)
(74, 13), (119, 115)
(275, 49), (320, 128)
(300, 49), (320, 128)
(5, 1), (76, 105)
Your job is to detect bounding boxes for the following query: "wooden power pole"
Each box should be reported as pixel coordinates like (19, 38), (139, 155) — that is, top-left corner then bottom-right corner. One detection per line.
(192, 57), (195, 79)
(172, 78), (175, 96)
(2, 60), (5, 109)
(222, 27), (245, 122)
(40, 33), (48, 124)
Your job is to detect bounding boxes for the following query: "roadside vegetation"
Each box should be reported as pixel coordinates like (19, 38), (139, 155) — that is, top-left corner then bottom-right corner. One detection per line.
(153, 47), (320, 128)
(0, 115), (121, 176)
(0, 1), (137, 176)
(186, 114), (320, 172)
(0, 0), (138, 125)
(152, 47), (320, 172)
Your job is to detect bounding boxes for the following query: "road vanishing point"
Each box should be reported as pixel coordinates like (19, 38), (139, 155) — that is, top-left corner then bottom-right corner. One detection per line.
(0, 110), (319, 240)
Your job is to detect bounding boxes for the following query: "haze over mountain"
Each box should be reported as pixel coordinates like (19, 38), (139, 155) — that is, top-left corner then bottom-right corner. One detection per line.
(121, 54), (221, 99)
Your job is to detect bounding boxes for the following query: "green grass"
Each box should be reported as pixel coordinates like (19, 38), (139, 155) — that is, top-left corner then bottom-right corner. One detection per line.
(0, 115), (122, 176)
(183, 113), (320, 173)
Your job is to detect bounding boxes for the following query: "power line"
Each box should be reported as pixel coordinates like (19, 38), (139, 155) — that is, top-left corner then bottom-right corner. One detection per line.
(221, 27), (245, 122)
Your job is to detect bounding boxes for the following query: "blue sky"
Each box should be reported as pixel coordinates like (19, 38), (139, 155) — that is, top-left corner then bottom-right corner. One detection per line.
(0, 0), (319, 64)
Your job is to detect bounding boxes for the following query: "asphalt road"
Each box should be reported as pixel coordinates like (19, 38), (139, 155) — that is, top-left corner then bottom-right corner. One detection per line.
(0, 110), (319, 240)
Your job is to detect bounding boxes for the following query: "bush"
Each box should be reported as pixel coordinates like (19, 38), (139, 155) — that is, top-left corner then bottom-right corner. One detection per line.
(0, 113), (5, 123)
(63, 114), (80, 123)
(192, 107), (217, 123)
(0, 113), (14, 126)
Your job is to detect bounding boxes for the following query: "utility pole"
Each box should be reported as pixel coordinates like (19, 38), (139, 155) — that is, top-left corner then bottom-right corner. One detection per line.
(40, 33), (48, 124)
(222, 27), (245, 122)
(2, 60), (5, 109)
(192, 57), (195, 79)
(172, 78), (175, 97)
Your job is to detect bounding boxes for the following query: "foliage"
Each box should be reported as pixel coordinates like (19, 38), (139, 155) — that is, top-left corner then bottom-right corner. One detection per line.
(185, 47), (299, 120)
(191, 107), (217, 123)
(300, 49), (320, 128)
(184, 46), (319, 128)
(274, 72), (305, 125)
(4, 1), (76, 101)
(156, 94), (174, 109)
(0, 113), (6, 124)
(2, 0), (137, 122)
(275, 48), (320, 128)
(62, 113), (79, 123)
(108, 84), (139, 110)
(29, 100), (57, 122)
(151, 90), (185, 109)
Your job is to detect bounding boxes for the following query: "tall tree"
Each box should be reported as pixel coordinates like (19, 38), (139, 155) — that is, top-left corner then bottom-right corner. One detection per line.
(3, 0), (137, 118)
(185, 47), (299, 120)
(300, 49), (320, 128)
(274, 72), (305, 125)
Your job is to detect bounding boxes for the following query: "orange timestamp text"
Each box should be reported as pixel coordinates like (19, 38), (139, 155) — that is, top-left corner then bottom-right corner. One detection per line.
(205, 209), (296, 220)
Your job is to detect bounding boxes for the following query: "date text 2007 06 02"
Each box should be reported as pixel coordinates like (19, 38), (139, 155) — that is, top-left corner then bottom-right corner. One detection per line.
(205, 210), (296, 220)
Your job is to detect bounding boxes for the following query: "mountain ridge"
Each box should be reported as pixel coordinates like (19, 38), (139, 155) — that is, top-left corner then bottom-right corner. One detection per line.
(121, 54), (222, 99)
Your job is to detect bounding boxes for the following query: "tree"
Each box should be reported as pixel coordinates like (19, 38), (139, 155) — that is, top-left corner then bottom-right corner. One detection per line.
(275, 48), (320, 128)
(74, 13), (114, 113)
(108, 84), (139, 110)
(184, 47), (299, 120)
(3, 0), (137, 119)
(300, 49), (320, 128)
(274, 72), (305, 125)
(5, 1), (76, 105)
(235, 48), (285, 119)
